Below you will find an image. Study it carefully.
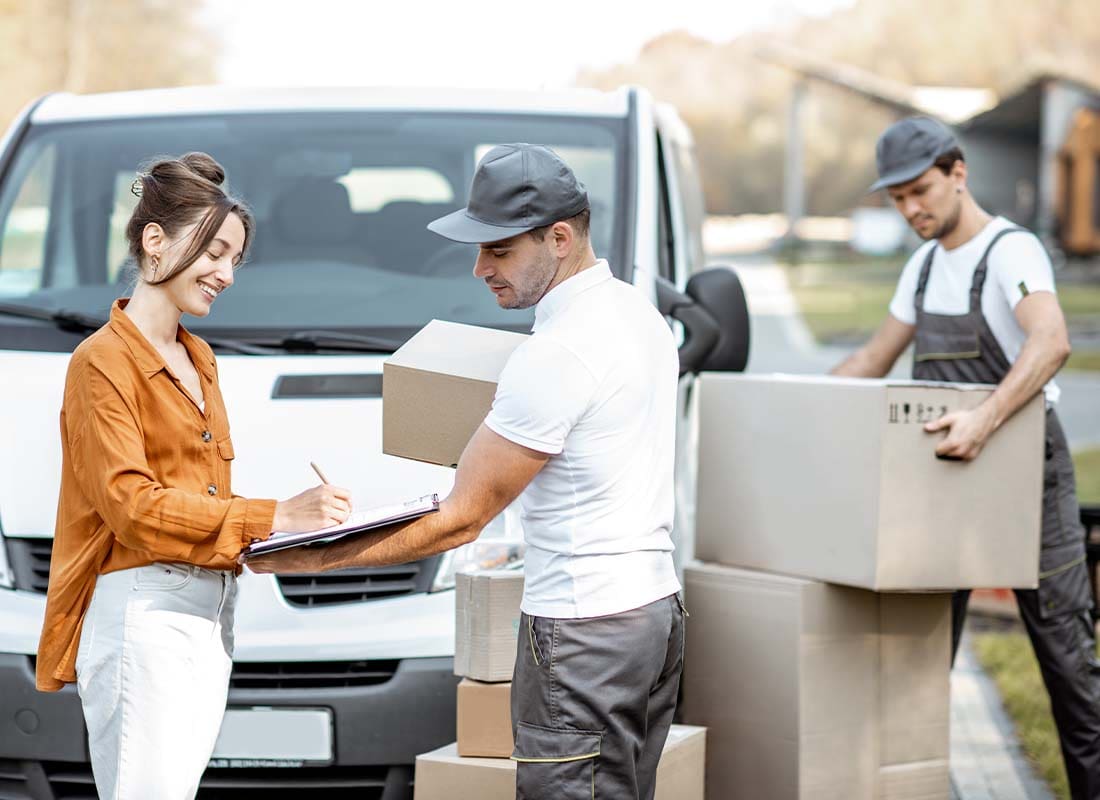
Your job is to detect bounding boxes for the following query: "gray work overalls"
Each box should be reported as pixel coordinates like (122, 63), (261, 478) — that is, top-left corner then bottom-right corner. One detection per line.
(912, 227), (1100, 798)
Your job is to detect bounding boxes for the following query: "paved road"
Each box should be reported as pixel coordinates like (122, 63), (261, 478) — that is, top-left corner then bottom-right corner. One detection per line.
(726, 256), (1059, 800)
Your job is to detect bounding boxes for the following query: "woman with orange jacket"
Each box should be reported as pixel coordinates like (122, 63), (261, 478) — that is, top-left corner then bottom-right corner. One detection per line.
(36, 152), (352, 800)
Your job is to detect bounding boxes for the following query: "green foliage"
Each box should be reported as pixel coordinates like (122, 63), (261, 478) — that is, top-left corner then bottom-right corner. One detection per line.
(1073, 448), (1100, 505)
(973, 631), (1073, 799)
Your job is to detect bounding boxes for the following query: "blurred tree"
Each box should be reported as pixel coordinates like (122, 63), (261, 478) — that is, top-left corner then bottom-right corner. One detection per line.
(0, 0), (218, 130)
(577, 0), (1100, 215)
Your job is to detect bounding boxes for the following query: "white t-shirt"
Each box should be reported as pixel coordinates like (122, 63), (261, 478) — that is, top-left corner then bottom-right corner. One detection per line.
(484, 260), (682, 619)
(888, 216), (1060, 404)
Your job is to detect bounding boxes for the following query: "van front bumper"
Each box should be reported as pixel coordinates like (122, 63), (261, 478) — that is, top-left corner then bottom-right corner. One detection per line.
(0, 653), (459, 799)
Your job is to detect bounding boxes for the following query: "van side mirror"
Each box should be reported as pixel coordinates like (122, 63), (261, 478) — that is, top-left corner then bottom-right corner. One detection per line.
(656, 267), (750, 376)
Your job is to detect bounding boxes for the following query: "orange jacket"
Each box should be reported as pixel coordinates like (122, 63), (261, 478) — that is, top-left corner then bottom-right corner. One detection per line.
(36, 299), (276, 691)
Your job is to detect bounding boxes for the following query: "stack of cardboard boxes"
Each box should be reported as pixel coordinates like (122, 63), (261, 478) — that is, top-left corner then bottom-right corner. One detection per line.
(682, 374), (1045, 800)
(414, 568), (708, 799)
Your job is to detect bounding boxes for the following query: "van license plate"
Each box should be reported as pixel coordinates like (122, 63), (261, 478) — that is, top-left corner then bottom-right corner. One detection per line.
(209, 707), (333, 767)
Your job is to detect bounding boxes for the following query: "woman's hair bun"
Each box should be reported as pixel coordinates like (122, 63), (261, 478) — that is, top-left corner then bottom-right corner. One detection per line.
(178, 152), (226, 186)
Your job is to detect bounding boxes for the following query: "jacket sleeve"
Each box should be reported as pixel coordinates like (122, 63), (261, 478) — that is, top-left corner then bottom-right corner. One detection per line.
(66, 361), (276, 565)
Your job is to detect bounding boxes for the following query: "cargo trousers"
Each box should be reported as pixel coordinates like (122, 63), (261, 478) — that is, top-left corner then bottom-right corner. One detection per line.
(510, 593), (686, 800)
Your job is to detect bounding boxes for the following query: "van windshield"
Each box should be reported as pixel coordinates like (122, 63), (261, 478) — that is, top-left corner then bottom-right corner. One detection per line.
(0, 111), (627, 352)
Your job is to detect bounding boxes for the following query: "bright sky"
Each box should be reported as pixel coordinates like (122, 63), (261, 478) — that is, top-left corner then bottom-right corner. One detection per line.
(210, 0), (854, 90)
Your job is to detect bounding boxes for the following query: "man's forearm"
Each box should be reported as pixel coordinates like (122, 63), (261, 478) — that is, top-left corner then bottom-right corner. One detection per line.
(982, 328), (1069, 429)
(831, 347), (882, 377)
(319, 499), (480, 571)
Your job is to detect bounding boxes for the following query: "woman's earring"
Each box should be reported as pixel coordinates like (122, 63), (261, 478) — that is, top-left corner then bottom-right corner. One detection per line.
(151, 254), (160, 279)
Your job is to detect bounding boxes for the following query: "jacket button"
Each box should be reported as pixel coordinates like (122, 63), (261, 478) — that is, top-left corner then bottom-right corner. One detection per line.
(202, 430), (212, 442)
(208, 484), (218, 496)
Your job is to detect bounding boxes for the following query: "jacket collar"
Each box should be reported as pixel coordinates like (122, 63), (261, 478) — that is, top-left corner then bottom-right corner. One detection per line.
(108, 299), (215, 381)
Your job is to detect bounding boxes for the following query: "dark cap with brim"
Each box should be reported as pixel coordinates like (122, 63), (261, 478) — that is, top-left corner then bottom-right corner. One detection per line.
(868, 116), (959, 192)
(427, 143), (589, 244)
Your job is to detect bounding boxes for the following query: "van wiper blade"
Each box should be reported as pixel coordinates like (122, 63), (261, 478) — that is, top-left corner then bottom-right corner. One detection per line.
(205, 337), (276, 355)
(276, 330), (403, 353)
(0, 302), (105, 333)
(0, 302), (274, 355)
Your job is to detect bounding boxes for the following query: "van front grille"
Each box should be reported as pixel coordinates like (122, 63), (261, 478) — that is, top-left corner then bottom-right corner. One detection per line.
(274, 558), (439, 607)
(229, 659), (399, 690)
(3, 538), (440, 608)
(6, 537), (52, 593)
(17, 759), (412, 799)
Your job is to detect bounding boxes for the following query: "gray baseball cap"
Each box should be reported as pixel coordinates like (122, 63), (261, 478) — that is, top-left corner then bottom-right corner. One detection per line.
(427, 143), (589, 243)
(869, 116), (959, 192)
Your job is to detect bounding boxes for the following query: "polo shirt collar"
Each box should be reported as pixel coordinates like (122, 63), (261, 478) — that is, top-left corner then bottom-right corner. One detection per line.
(108, 299), (216, 381)
(534, 260), (612, 330)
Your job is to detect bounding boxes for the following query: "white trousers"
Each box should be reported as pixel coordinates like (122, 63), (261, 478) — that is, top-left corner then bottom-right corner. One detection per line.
(76, 563), (237, 800)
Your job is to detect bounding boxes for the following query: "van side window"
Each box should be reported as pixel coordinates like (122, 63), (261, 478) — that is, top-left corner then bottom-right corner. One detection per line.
(108, 171), (140, 282)
(655, 133), (676, 285)
(0, 144), (56, 297)
(671, 142), (706, 275)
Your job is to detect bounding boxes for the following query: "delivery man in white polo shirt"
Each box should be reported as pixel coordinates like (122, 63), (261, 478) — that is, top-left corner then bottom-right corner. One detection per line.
(250, 143), (685, 800)
(835, 117), (1100, 798)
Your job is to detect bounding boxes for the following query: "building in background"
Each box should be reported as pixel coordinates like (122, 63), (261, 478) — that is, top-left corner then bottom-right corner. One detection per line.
(959, 74), (1100, 258)
(761, 45), (1100, 260)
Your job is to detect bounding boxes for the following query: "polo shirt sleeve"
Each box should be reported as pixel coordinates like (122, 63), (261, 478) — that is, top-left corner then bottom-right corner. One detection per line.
(484, 337), (598, 455)
(989, 230), (1057, 310)
(887, 242), (933, 325)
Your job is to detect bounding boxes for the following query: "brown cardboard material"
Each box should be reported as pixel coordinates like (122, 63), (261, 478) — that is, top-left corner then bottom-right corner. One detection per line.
(878, 761), (951, 800)
(454, 569), (525, 682)
(695, 374), (1045, 590)
(879, 595), (951, 766)
(414, 724), (706, 800)
(383, 319), (528, 468)
(456, 679), (513, 758)
(681, 563), (951, 800)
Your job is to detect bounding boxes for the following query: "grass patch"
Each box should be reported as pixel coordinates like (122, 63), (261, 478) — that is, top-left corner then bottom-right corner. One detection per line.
(785, 257), (902, 344)
(788, 281), (896, 343)
(784, 257), (1100, 364)
(972, 631), (1074, 799)
(1073, 448), (1100, 504)
(1065, 350), (1100, 373)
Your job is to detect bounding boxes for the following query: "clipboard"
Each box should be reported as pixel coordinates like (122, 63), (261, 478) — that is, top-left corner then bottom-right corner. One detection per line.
(242, 493), (440, 558)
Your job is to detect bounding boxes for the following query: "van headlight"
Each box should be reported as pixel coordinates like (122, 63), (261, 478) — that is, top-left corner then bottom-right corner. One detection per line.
(431, 502), (525, 591)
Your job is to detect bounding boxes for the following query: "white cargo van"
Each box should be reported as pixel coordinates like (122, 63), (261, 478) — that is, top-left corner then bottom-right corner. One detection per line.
(0, 85), (748, 799)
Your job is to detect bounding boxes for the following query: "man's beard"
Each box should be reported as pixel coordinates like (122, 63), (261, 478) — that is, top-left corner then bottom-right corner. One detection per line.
(920, 201), (962, 241)
(499, 247), (558, 309)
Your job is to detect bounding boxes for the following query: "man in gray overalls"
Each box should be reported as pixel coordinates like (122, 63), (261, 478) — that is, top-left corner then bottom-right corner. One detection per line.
(835, 116), (1100, 798)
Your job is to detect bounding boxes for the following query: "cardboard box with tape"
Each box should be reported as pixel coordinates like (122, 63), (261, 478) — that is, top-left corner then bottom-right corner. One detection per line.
(414, 724), (706, 800)
(454, 569), (525, 682)
(457, 678), (513, 758)
(695, 374), (1045, 591)
(681, 563), (950, 800)
(383, 319), (527, 468)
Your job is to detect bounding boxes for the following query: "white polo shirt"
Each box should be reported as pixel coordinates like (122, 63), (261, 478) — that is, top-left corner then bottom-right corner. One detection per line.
(484, 260), (681, 619)
(888, 216), (1060, 404)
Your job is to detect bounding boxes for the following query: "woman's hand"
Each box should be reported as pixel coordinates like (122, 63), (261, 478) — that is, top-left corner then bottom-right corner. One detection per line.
(272, 484), (352, 532)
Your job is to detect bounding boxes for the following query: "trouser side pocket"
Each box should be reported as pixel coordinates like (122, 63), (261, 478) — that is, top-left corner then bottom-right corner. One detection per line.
(512, 721), (601, 800)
